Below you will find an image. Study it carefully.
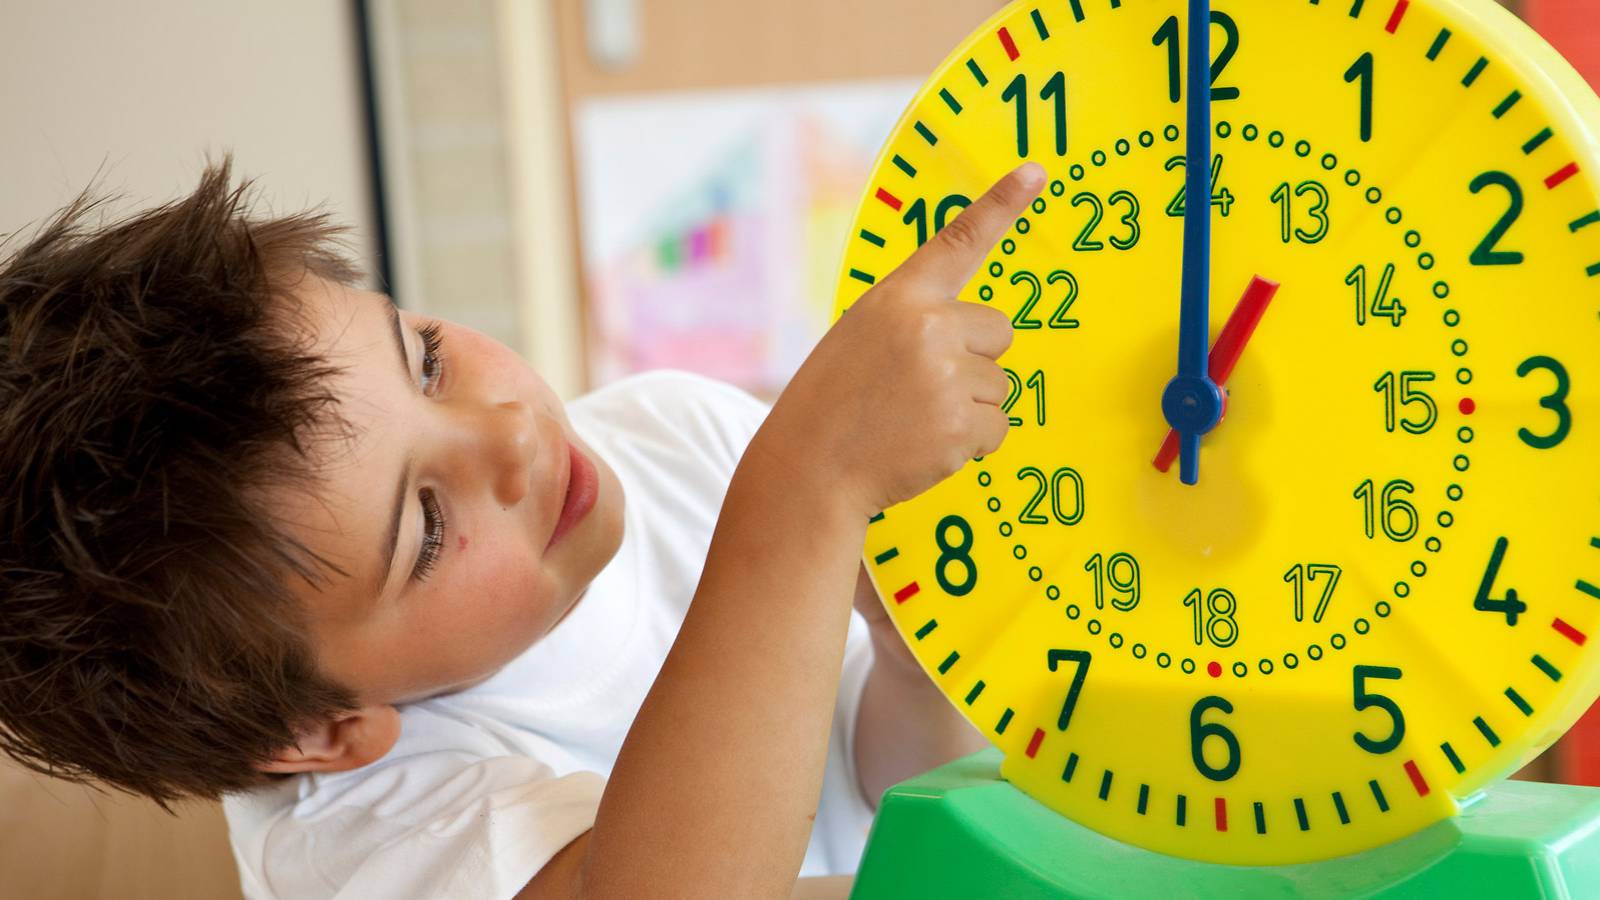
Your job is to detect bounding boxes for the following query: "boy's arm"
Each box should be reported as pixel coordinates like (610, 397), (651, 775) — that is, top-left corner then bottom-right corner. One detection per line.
(518, 163), (1042, 900)
(852, 566), (986, 807)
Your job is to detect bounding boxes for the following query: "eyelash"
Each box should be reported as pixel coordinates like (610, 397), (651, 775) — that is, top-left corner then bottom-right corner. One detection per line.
(418, 320), (445, 393)
(409, 319), (449, 583)
(413, 487), (446, 582)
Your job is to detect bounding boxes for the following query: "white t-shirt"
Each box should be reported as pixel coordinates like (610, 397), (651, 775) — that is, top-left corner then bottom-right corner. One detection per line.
(224, 371), (876, 900)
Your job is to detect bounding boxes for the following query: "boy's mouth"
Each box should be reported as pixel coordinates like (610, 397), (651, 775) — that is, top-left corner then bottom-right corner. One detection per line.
(546, 440), (598, 550)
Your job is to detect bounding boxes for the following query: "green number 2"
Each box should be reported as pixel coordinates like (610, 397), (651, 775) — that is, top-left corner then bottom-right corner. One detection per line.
(1468, 171), (1525, 266)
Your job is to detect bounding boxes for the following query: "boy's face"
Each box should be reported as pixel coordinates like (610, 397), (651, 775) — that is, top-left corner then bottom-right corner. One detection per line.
(272, 275), (624, 707)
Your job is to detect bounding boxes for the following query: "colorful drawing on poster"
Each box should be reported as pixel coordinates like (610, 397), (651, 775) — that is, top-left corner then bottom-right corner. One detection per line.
(575, 82), (918, 395)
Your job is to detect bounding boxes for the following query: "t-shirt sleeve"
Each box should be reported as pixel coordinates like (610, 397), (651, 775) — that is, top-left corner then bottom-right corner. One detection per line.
(226, 712), (605, 900)
(569, 370), (771, 482)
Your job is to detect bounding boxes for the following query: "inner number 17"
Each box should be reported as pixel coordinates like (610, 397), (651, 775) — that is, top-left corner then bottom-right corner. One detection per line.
(1284, 564), (1342, 624)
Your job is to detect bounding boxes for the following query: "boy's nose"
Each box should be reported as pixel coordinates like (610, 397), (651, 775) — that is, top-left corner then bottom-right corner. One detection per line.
(482, 400), (537, 507)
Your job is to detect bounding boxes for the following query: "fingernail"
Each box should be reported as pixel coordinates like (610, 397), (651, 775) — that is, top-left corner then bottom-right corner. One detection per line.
(1016, 161), (1046, 189)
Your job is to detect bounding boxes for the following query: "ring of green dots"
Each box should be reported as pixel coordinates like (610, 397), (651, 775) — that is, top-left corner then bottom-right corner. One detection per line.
(963, 122), (1474, 677)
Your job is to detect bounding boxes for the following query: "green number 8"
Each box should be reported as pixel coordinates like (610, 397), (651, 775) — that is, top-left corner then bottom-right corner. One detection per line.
(934, 515), (977, 597)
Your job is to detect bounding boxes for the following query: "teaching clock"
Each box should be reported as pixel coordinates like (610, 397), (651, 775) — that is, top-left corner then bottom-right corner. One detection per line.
(835, 0), (1600, 866)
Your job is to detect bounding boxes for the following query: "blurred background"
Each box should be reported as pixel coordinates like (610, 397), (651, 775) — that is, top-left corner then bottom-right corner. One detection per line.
(0, 0), (1595, 896)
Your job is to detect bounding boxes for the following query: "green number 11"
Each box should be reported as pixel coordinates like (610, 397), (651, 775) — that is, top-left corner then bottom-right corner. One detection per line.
(1000, 71), (1067, 158)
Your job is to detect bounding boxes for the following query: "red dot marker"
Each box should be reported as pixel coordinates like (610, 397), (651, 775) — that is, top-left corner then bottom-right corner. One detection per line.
(1207, 661), (1223, 678)
(1459, 398), (1476, 415)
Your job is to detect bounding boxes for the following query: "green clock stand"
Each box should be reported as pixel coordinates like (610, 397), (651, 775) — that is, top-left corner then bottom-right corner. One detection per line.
(850, 750), (1600, 899)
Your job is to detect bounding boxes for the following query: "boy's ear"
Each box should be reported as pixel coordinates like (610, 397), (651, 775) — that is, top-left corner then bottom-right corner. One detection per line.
(256, 704), (402, 775)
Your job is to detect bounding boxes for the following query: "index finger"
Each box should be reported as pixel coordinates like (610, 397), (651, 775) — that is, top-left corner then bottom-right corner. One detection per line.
(895, 161), (1046, 294)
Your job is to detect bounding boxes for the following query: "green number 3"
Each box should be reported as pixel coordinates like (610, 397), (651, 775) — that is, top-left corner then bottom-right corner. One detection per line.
(1516, 356), (1571, 450)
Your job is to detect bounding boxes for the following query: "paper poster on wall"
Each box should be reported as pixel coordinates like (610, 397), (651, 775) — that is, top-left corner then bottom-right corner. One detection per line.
(574, 81), (919, 396)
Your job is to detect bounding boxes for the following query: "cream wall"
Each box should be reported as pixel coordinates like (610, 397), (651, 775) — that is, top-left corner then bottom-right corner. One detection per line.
(0, 1), (378, 277)
(364, 0), (584, 398)
(0, 5), (377, 897)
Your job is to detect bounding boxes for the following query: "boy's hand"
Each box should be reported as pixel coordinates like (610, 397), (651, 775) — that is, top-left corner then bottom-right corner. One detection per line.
(852, 564), (921, 677)
(761, 163), (1047, 518)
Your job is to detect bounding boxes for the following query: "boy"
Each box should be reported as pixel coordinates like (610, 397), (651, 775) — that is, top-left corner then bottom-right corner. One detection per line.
(0, 158), (1043, 898)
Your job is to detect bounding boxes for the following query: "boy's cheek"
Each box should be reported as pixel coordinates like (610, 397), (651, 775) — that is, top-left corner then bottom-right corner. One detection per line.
(370, 539), (559, 698)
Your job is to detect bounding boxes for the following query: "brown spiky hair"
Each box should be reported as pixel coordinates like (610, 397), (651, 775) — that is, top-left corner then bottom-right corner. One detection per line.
(0, 158), (362, 806)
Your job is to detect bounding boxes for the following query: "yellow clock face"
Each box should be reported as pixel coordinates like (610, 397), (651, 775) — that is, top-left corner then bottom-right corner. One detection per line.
(834, 0), (1600, 866)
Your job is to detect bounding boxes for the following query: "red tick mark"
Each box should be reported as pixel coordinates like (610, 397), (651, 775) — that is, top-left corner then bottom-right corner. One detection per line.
(998, 27), (1020, 61)
(1385, 0), (1410, 34)
(1404, 760), (1430, 796)
(1546, 163), (1580, 190)
(894, 582), (921, 604)
(1554, 617), (1588, 646)
(1026, 728), (1046, 759)
(1207, 661), (1223, 678)
(1214, 797), (1228, 832)
(1459, 398), (1476, 415)
(874, 187), (903, 212)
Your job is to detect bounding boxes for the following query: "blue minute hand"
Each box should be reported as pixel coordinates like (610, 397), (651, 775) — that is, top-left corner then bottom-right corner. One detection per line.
(1161, 0), (1225, 486)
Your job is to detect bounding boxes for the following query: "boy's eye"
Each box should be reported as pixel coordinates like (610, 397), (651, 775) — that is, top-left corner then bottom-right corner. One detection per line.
(418, 320), (445, 394)
(412, 487), (445, 582)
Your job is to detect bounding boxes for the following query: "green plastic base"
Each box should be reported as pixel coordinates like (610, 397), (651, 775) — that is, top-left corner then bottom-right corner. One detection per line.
(851, 750), (1600, 899)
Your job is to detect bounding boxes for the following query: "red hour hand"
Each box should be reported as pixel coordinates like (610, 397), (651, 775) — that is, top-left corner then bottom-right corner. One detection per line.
(1154, 276), (1280, 474)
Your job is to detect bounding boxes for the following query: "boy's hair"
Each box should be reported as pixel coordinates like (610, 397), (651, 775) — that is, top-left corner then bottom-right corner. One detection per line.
(0, 159), (361, 806)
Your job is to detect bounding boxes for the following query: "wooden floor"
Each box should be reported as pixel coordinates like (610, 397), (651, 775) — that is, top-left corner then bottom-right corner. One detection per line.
(0, 759), (242, 900)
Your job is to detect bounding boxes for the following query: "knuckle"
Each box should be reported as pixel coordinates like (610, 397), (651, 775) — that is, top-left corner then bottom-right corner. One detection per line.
(981, 305), (1015, 345)
(990, 365), (1011, 397)
(912, 307), (944, 344)
(986, 418), (1011, 455)
(994, 177), (1029, 213)
(935, 210), (985, 255)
